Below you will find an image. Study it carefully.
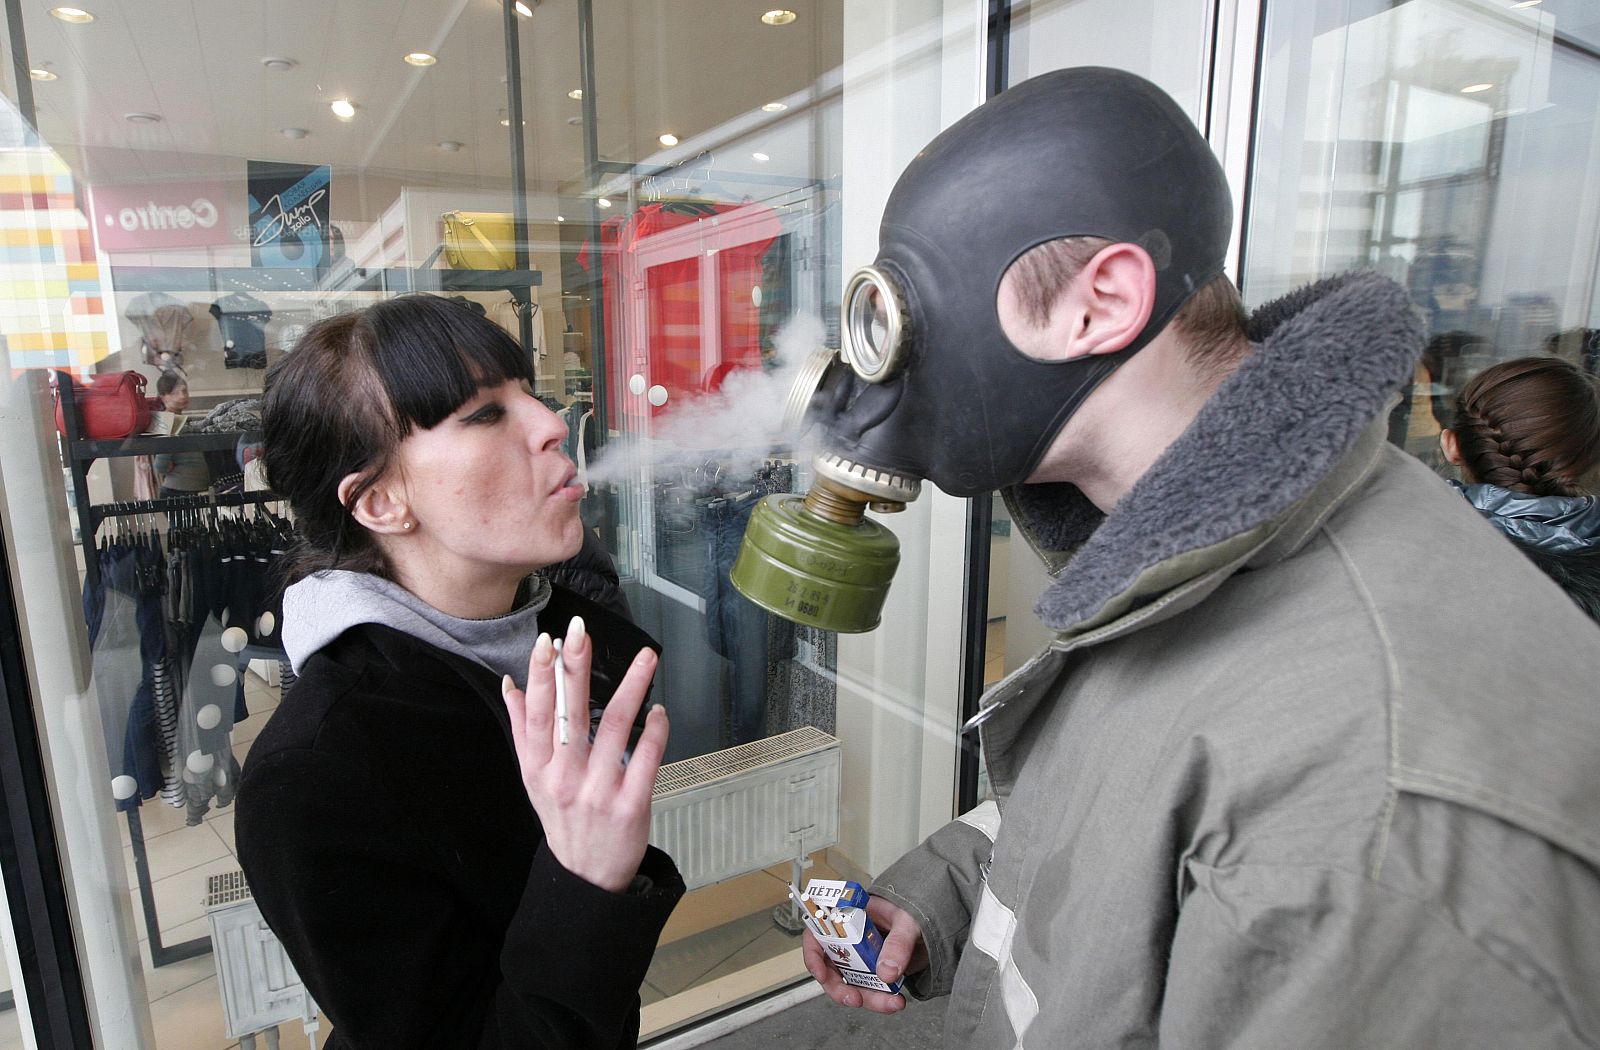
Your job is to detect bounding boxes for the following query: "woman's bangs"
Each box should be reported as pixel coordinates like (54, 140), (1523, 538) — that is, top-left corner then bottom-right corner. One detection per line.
(367, 295), (535, 433)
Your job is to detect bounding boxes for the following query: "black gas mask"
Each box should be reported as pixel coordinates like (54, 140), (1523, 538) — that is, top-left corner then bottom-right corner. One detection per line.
(732, 67), (1234, 632)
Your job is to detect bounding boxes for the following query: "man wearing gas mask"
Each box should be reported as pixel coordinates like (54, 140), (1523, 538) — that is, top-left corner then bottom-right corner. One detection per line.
(780, 68), (1600, 1047)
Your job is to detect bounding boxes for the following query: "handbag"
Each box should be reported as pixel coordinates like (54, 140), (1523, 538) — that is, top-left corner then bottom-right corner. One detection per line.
(440, 211), (518, 269)
(54, 370), (153, 440)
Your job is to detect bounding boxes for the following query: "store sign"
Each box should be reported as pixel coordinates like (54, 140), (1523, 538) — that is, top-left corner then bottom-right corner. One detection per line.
(88, 180), (233, 251)
(247, 161), (332, 267)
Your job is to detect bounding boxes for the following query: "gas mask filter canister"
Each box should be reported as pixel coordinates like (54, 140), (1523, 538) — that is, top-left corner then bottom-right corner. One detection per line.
(733, 67), (1234, 633)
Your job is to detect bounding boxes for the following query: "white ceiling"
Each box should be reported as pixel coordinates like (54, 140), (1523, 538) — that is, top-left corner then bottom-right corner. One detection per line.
(18, 0), (843, 208)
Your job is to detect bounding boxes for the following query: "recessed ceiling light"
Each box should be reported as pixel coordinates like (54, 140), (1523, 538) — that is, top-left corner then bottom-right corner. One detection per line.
(514, 1), (533, 15)
(568, 88), (583, 100)
(280, 127), (309, 139)
(404, 52), (436, 67)
(29, 68), (56, 82)
(752, 151), (770, 162)
(761, 9), (797, 25)
(331, 98), (357, 120)
(1461, 82), (1494, 94)
(261, 57), (296, 72)
(438, 140), (462, 152)
(49, 7), (94, 24)
(658, 133), (679, 147)
(597, 198), (612, 209)
(762, 101), (787, 113)
(124, 112), (162, 124)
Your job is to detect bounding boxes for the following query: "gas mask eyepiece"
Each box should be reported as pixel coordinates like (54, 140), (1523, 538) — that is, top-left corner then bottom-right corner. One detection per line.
(840, 266), (910, 384)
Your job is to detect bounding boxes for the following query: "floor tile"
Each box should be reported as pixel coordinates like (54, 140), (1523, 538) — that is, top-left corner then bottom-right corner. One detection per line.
(140, 935), (218, 1001)
(142, 856), (245, 938)
(660, 869), (790, 947)
(125, 821), (229, 884)
(695, 926), (803, 988)
(210, 812), (236, 854)
(149, 974), (233, 1050)
(648, 909), (779, 998)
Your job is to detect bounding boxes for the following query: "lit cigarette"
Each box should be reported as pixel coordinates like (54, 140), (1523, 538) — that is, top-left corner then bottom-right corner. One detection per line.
(553, 638), (569, 746)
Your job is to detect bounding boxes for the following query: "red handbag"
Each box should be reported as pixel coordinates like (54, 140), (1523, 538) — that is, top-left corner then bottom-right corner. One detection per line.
(54, 370), (153, 440)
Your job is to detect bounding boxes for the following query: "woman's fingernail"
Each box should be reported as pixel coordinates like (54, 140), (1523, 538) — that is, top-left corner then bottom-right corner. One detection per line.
(567, 615), (586, 652)
(501, 673), (515, 697)
(533, 633), (553, 666)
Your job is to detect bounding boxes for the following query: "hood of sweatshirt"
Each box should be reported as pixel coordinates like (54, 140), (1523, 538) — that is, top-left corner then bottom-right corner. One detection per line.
(280, 570), (551, 686)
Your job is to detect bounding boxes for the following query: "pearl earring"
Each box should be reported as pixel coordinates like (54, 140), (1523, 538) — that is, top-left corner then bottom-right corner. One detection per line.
(402, 521), (414, 530)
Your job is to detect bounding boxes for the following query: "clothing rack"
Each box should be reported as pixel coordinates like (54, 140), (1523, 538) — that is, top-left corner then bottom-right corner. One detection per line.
(57, 373), (279, 968)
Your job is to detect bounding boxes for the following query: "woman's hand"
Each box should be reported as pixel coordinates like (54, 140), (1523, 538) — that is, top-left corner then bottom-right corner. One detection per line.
(501, 616), (669, 893)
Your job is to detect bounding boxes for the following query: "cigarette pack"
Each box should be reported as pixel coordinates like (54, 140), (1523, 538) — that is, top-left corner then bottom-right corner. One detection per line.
(790, 878), (903, 995)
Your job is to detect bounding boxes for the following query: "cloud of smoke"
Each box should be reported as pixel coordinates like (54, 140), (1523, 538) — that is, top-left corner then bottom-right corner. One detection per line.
(582, 313), (826, 490)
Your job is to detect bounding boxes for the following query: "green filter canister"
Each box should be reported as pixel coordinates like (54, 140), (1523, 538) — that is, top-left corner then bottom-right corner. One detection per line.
(730, 493), (901, 633)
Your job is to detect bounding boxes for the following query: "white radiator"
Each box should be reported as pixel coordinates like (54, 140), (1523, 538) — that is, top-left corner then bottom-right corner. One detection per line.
(651, 726), (840, 891)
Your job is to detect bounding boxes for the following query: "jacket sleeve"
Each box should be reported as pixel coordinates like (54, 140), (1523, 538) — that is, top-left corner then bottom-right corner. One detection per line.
(868, 800), (1000, 1000)
(236, 748), (684, 1050)
(1157, 860), (1595, 1049)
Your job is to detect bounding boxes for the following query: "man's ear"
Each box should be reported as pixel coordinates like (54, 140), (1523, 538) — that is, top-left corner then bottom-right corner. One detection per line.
(1058, 243), (1157, 361)
(337, 471), (412, 536)
(997, 242), (1157, 363)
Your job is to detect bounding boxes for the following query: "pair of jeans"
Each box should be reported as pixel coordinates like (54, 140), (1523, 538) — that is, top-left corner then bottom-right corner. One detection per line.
(702, 494), (771, 747)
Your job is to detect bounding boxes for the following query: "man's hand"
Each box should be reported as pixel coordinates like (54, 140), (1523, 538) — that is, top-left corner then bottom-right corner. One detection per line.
(803, 895), (927, 1014)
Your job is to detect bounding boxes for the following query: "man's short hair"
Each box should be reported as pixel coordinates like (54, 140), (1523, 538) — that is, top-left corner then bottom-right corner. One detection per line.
(1006, 236), (1250, 381)
(156, 371), (185, 397)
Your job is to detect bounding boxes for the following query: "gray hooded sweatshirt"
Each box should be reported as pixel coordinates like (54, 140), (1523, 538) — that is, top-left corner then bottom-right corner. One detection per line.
(872, 272), (1600, 1049)
(281, 570), (551, 688)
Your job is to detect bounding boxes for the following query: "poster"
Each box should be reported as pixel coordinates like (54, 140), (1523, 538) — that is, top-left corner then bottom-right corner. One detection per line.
(247, 161), (331, 267)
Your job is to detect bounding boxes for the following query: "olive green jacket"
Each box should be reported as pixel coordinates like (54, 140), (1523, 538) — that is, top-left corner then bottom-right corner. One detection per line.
(873, 273), (1600, 1049)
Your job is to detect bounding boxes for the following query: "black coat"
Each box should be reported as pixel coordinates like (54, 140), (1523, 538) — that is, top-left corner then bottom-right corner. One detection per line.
(236, 587), (683, 1049)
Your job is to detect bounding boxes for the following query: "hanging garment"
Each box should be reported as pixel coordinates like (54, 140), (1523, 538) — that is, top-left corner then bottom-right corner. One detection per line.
(209, 292), (273, 369)
(124, 292), (193, 372)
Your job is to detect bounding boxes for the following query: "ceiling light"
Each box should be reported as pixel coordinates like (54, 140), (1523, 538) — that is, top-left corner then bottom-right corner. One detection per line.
(49, 7), (94, 24)
(404, 52), (437, 67)
(761, 9), (797, 25)
(1510, 0), (1542, 7)
(29, 69), (56, 82)
(568, 88), (583, 100)
(658, 133), (679, 147)
(261, 57), (296, 72)
(597, 198), (612, 209)
(331, 98), (357, 120)
(124, 112), (162, 124)
(752, 151), (770, 162)
(438, 140), (462, 152)
(762, 101), (787, 113)
(280, 127), (309, 139)
(1461, 82), (1494, 94)
(557, 215), (565, 222)
(514, 1), (533, 15)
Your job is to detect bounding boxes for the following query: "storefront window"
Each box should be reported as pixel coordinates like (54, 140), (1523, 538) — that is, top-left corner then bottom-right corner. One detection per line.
(1245, 0), (1600, 468)
(978, 0), (1219, 714)
(0, 0), (977, 1045)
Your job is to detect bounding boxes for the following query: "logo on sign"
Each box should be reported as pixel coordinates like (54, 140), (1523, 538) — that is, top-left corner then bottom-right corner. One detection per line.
(104, 198), (220, 233)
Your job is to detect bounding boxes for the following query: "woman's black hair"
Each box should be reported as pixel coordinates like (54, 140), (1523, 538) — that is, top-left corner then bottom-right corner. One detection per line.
(262, 294), (533, 583)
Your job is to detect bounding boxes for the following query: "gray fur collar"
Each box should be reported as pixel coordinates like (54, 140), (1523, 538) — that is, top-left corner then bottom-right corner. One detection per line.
(1006, 270), (1424, 632)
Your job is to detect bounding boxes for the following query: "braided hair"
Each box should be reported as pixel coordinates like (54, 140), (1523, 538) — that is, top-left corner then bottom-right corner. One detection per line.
(1450, 356), (1600, 497)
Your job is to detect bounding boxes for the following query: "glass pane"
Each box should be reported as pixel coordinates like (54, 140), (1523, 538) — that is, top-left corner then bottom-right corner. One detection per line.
(0, 0), (978, 1045)
(978, 0), (1217, 698)
(1245, 0), (1600, 471)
